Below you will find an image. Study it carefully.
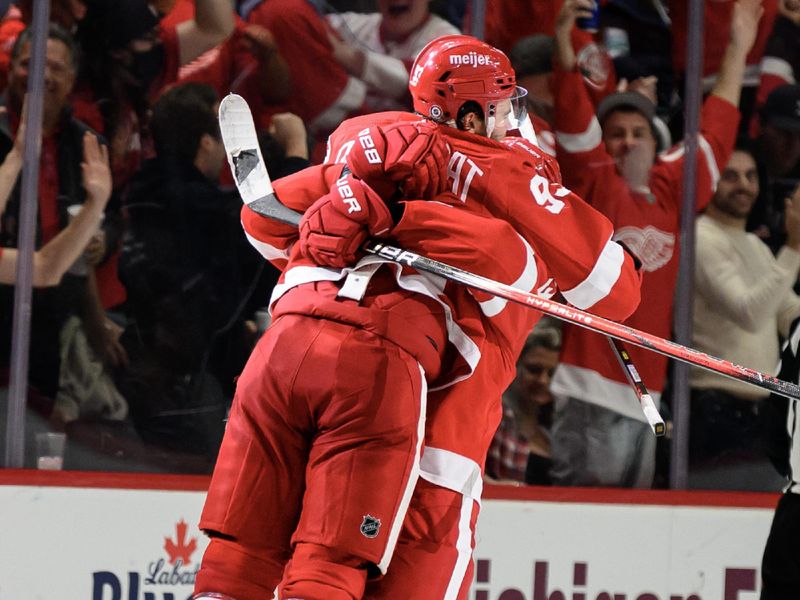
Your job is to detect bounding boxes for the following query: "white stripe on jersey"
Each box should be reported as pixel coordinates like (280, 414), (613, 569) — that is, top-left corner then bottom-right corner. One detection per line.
(760, 56), (796, 84)
(442, 494), (476, 600)
(659, 143), (686, 163)
(697, 134), (721, 191)
(478, 233), (540, 317)
(659, 134), (720, 191)
(337, 263), (383, 301)
(419, 447), (482, 599)
(393, 270), (482, 388)
(701, 64), (761, 90)
(561, 236), (624, 311)
(555, 118), (603, 154)
(270, 264), (344, 303)
(244, 230), (291, 262)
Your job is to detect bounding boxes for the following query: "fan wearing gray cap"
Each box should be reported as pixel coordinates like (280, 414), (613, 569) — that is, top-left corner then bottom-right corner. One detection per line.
(546, 0), (763, 489)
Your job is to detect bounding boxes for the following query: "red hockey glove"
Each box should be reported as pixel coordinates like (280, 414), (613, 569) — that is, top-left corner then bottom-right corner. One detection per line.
(299, 173), (394, 268)
(346, 120), (450, 201)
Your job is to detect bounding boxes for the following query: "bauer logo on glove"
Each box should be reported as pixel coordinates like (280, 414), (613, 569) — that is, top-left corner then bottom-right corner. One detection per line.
(298, 172), (394, 269)
(335, 175), (363, 215)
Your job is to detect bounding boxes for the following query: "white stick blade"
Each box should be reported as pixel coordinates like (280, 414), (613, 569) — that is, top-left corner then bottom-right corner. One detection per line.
(218, 93), (274, 203)
(640, 394), (666, 436)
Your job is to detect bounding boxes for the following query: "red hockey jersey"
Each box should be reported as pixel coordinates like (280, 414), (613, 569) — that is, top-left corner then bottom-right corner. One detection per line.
(242, 161), (548, 394)
(552, 66), (739, 418)
(243, 112), (641, 476)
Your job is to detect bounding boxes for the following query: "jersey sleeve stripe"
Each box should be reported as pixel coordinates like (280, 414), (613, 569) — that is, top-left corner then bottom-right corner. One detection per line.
(244, 231), (291, 261)
(760, 56), (796, 84)
(659, 133), (721, 191)
(561, 237), (624, 310)
(478, 234), (539, 318)
(555, 118), (603, 153)
(659, 144), (686, 163)
(698, 133), (721, 190)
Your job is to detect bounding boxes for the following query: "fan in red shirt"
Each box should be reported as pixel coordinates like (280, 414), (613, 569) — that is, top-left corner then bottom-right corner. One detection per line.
(670, 0), (777, 129)
(162, 0), (291, 132)
(549, 0), (761, 488)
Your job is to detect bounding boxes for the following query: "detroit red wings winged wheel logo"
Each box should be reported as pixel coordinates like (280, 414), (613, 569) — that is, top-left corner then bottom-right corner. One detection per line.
(613, 225), (675, 273)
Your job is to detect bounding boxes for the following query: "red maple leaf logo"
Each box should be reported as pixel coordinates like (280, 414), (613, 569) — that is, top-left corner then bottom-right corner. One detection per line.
(164, 519), (198, 566)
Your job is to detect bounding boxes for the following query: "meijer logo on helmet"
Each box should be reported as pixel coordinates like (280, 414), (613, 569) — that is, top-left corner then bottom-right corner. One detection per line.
(449, 52), (492, 67)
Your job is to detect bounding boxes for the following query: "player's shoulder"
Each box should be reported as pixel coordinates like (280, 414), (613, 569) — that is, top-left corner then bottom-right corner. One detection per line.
(326, 111), (423, 155)
(501, 136), (563, 182)
(334, 111), (421, 137)
(439, 126), (511, 162)
(501, 136), (548, 160)
(325, 111), (428, 163)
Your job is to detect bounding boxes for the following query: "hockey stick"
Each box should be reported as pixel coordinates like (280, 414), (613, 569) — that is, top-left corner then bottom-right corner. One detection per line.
(218, 95), (800, 407)
(248, 187), (667, 434)
(222, 97), (663, 435)
(609, 338), (665, 435)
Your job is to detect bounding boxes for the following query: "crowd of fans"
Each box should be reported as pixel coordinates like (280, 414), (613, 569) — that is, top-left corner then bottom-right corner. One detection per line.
(0, 0), (798, 491)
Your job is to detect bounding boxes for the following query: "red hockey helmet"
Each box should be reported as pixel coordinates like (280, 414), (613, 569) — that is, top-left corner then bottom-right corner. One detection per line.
(409, 35), (517, 129)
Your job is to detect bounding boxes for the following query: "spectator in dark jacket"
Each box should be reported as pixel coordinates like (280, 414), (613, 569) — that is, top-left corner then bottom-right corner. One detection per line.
(118, 82), (310, 460)
(118, 82), (256, 459)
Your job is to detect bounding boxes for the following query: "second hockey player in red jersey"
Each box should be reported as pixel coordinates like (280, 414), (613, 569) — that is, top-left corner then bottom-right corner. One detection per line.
(195, 35), (642, 600)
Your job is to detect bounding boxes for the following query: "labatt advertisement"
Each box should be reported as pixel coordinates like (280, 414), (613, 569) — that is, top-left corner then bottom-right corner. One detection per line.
(0, 484), (208, 599)
(0, 481), (776, 599)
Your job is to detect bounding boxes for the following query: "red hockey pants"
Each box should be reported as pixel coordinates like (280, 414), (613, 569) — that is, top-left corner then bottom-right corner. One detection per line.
(194, 314), (427, 599)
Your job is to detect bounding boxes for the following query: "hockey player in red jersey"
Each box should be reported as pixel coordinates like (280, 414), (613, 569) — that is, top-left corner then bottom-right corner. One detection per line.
(195, 36), (642, 600)
(195, 129), (562, 600)
(353, 36), (642, 599)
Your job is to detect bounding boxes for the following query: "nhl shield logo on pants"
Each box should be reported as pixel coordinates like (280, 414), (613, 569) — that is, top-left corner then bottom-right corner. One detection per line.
(360, 515), (381, 538)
